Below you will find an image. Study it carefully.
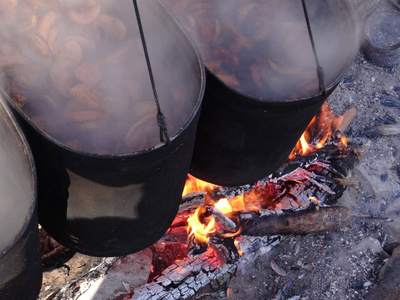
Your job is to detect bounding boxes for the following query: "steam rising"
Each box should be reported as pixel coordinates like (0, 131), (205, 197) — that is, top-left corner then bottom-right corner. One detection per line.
(0, 0), (200, 154)
(0, 105), (32, 252)
(163, 0), (358, 100)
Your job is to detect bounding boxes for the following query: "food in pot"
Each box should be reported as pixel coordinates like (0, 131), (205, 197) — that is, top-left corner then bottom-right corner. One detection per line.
(0, 0), (196, 154)
(162, 0), (352, 100)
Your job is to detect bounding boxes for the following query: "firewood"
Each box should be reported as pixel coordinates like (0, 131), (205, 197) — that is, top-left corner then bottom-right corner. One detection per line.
(206, 206), (237, 231)
(377, 124), (400, 136)
(335, 107), (357, 134)
(240, 206), (351, 236)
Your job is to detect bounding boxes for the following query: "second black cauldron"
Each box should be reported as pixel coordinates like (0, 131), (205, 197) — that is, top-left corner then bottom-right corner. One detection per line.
(163, 0), (358, 186)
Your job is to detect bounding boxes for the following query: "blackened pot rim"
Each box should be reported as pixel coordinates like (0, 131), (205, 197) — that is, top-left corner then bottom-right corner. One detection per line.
(0, 95), (37, 260)
(1, 72), (204, 160)
(0, 2), (206, 162)
(206, 0), (358, 107)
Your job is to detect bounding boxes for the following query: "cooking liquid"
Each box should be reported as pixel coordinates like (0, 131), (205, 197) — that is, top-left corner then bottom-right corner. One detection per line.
(0, 0), (197, 154)
(0, 105), (33, 252)
(163, 0), (355, 100)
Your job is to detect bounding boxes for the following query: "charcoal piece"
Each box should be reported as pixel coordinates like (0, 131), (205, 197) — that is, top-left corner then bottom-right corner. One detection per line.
(364, 127), (380, 138)
(380, 95), (400, 108)
(380, 174), (388, 182)
(343, 76), (353, 84)
(376, 114), (397, 125)
(383, 114), (397, 125)
(352, 280), (364, 289)
(282, 278), (294, 295)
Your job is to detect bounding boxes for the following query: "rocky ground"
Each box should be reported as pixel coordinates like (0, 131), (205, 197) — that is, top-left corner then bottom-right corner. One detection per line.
(227, 1), (400, 298)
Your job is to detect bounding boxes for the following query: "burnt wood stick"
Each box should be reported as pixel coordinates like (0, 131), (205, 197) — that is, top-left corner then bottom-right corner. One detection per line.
(240, 206), (351, 236)
(377, 124), (400, 136)
(335, 107), (357, 134)
(334, 178), (360, 189)
(206, 206), (237, 231)
(159, 226), (188, 244)
(180, 192), (206, 210)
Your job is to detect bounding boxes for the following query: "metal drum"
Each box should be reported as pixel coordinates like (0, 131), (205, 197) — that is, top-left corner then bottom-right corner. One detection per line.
(2, 0), (205, 256)
(163, 0), (358, 186)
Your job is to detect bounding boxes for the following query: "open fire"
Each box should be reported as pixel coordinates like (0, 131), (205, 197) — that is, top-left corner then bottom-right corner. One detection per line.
(183, 101), (354, 252)
(39, 101), (361, 300)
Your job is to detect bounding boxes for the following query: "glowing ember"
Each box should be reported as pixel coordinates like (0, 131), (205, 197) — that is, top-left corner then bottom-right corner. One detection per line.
(309, 196), (321, 203)
(234, 240), (244, 256)
(187, 206), (215, 244)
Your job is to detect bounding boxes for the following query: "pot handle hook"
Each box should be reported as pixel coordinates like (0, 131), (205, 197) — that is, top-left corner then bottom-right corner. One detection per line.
(301, 0), (327, 96)
(132, 0), (171, 145)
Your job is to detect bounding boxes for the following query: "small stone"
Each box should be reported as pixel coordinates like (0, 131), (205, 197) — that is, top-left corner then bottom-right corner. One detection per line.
(352, 280), (364, 289)
(380, 173), (388, 182)
(364, 281), (373, 287)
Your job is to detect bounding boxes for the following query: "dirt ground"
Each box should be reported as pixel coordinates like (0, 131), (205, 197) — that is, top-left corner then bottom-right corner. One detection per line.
(227, 2), (400, 298)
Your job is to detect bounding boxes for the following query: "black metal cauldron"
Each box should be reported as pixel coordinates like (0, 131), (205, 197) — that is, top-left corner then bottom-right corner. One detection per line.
(0, 95), (42, 300)
(3, 0), (205, 257)
(188, 0), (358, 186)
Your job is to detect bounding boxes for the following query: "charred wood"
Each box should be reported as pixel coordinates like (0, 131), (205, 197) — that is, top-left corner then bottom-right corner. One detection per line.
(54, 257), (118, 299)
(131, 236), (281, 300)
(240, 206), (351, 236)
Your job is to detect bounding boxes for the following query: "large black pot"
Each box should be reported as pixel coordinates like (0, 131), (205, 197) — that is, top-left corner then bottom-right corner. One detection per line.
(0, 96), (42, 299)
(186, 0), (358, 186)
(3, 0), (205, 257)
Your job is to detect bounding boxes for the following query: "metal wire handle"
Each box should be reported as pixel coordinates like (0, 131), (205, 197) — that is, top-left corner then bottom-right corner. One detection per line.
(301, 0), (327, 96)
(132, 0), (171, 145)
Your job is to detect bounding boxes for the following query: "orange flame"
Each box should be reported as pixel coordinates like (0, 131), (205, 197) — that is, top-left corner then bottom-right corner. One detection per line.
(187, 206), (215, 244)
(185, 103), (349, 248)
(182, 174), (220, 196)
(214, 197), (246, 214)
(289, 102), (348, 159)
(234, 240), (244, 256)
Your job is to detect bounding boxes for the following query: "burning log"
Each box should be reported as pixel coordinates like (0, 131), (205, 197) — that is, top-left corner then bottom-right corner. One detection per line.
(239, 206), (351, 236)
(41, 101), (363, 300)
(135, 102), (361, 298)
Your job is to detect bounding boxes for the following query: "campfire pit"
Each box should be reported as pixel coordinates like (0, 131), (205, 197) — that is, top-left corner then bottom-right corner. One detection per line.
(37, 1), (400, 300)
(38, 97), (380, 299)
